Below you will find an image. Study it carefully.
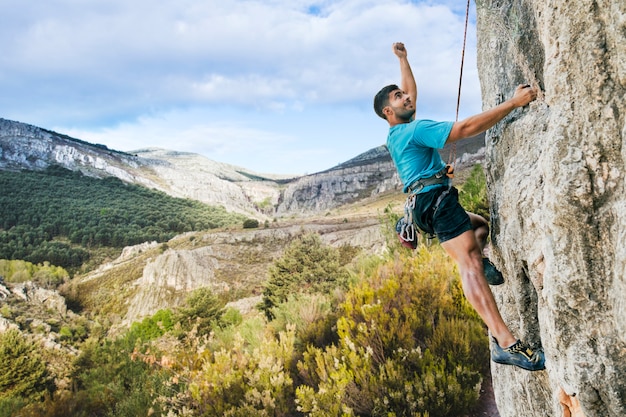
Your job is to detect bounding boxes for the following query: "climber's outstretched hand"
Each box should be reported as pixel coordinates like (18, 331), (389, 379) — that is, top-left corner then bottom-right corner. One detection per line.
(511, 84), (537, 107)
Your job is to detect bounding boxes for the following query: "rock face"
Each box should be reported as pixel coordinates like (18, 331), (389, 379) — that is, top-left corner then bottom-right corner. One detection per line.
(276, 146), (400, 214)
(475, 1), (625, 416)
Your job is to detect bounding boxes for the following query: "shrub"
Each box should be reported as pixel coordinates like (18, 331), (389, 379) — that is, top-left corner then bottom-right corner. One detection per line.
(65, 329), (173, 417)
(0, 329), (50, 403)
(0, 259), (69, 287)
(178, 327), (297, 417)
(269, 293), (338, 348)
(129, 309), (174, 342)
(295, 247), (488, 417)
(243, 219), (260, 229)
(260, 233), (350, 319)
(175, 287), (226, 337)
(458, 164), (490, 220)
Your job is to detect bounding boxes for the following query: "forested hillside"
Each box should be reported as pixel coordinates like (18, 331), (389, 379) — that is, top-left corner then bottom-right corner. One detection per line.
(0, 165), (247, 271)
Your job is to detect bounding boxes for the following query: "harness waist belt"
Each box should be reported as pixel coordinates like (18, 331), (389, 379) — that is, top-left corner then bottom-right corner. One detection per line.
(407, 167), (450, 194)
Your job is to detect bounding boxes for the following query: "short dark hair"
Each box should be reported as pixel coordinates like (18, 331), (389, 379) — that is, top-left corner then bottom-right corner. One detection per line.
(373, 84), (399, 120)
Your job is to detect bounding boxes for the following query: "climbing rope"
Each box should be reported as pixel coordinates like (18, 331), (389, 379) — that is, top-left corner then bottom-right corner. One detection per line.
(446, 0), (471, 179)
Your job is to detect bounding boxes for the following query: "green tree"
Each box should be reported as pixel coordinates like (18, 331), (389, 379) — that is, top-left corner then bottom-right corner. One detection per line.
(176, 287), (226, 337)
(0, 166), (247, 270)
(0, 329), (50, 402)
(129, 309), (174, 341)
(242, 218), (260, 229)
(260, 233), (349, 319)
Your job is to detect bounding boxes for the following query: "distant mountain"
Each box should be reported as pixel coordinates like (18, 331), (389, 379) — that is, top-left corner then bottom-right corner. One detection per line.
(0, 118), (485, 218)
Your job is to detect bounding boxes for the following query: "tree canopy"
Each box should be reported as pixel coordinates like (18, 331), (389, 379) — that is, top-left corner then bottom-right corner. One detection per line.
(0, 166), (246, 269)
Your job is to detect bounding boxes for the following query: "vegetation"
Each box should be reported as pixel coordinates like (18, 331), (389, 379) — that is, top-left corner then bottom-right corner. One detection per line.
(0, 259), (69, 288)
(243, 218), (260, 229)
(295, 248), (488, 416)
(260, 233), (351, 319)
(458, 164), (490, 220)
(0, 329), (51, 404)
(174, 287), (226, 337)
(0, 163), (493, 416)
(0, 165), (247, 270)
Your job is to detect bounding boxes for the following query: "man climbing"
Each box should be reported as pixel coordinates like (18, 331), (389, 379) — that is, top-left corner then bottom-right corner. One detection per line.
(374, 42), (545, 371)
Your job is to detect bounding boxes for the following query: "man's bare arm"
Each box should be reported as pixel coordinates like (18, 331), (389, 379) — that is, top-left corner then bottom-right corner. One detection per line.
(393, 42), (417, 107)
(447, 84), (537, 143)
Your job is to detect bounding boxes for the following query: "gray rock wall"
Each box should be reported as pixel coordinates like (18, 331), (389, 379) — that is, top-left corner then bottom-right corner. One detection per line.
(276, 160), (400, 214)
(475, 1), (625, 416)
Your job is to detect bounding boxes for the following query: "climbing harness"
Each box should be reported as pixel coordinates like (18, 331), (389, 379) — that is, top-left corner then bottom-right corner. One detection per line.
(396, 0), (471, 249)
(397, 167), (452, 248)
(396, 182), (452, 249)
(406, 166), (450, 194)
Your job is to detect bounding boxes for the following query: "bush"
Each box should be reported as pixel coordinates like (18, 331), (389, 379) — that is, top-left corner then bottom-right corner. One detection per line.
(0, 259), (69, 288)
(458, 164), (490, 220)
(260, 233), (350, 319)
(243, 219), (260, 229)
(183, 327), (297, 416)
(269, 293), (338, 348)
(128, 309), (174, 342)
(295, 247), (488, 417)
(0, 329), (50, 403)
(175, 287), (226, 337)
(65, 330), (173, 417)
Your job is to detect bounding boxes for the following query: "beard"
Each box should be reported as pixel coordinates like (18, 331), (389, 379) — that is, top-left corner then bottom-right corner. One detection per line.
(392, 105), (415, 122)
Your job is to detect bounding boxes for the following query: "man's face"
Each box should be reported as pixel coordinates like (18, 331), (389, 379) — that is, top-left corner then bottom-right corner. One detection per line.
(386, 89), (415, 121)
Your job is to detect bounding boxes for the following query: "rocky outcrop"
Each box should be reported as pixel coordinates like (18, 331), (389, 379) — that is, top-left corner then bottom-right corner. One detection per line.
(0, 118), (487, 219)
(476, 1), (625, 416)
(122, 220), (385, 323)
(276, 146), (400, 214)
(0, 118), (147, 183)
(0, 119), (283, 217)
(11, 281), (68, 317)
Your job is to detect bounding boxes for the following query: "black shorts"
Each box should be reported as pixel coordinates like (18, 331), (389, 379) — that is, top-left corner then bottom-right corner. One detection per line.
(412, 186), (472, 243)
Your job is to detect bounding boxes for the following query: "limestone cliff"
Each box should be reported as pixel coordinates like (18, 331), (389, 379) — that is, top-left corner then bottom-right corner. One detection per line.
(275, 146), (400, 214)
(475, 1), (625, 416)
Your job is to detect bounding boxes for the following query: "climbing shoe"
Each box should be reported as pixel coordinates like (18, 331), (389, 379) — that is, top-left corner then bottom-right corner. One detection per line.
(483, 258), (504, 286)
(491, 338), (546, 371)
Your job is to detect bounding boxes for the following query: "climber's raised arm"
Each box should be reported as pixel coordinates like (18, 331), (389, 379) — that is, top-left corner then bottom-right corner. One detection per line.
(393, 42), (417, 111)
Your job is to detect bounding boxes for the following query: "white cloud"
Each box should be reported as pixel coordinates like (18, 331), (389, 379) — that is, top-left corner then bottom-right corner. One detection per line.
(1, 0), (481, 174)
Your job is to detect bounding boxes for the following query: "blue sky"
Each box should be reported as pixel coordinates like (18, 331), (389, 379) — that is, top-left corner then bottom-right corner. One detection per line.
(1, 0), (479, 175)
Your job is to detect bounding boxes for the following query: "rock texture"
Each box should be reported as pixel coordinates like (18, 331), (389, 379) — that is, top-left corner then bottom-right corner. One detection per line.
(276, 146), (400, 214)
(476, 1), (625, 416)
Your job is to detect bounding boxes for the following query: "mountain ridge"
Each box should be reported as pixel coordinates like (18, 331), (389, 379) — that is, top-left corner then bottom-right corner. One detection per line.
(0, 117), (409, 218)
(1, 117), (486, 219)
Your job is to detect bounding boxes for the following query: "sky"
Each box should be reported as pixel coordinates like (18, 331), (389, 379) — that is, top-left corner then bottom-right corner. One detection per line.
(1, 0), (480, 175)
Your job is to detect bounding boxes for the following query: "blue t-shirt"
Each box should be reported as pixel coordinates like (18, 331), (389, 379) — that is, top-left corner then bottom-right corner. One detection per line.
(386, 119), (454, 193)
